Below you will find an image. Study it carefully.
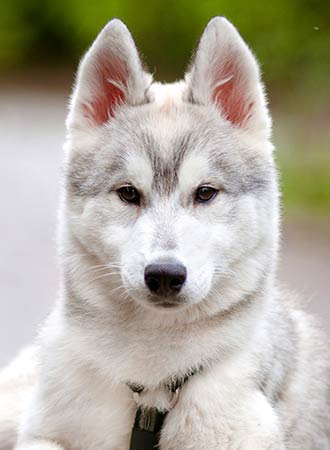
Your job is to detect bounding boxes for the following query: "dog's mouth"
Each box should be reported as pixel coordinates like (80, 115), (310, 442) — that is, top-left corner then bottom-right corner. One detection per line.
(147, 295), (187, 309)
(154, 300), (180, 308)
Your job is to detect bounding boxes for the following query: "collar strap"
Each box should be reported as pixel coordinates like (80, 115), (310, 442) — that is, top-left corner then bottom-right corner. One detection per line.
(127, 364), (203, 394)
(128, 365), (203, 449)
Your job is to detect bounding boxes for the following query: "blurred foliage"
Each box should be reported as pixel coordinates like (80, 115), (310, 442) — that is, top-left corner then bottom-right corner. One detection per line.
(275, 108), (330, 214)
(280, 160), (330, 213)
(0, 0), (329, 88)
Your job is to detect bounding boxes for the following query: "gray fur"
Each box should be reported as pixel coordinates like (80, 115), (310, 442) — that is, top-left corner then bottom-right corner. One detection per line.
(66, 104), (273, 199)
(0, 16), (328, 450)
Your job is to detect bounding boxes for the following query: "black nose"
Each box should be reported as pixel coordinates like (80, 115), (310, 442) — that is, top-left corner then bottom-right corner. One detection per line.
(144, 261), (187, 296)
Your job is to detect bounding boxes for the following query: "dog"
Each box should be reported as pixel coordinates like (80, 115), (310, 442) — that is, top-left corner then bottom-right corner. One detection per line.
(0, 17), (329, 450)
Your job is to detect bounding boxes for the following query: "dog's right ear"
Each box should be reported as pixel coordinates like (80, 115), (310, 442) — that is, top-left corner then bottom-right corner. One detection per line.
(67, 19), (152, 130)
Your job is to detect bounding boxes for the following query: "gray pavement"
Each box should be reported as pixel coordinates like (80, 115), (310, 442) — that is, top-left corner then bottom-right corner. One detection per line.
(0, 86), (329, 368)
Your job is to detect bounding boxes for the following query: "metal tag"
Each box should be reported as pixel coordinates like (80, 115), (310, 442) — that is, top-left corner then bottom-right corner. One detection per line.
(129, 406), (166, 449)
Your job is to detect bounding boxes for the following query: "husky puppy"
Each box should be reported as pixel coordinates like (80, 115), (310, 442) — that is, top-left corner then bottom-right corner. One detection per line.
(1, 17), (329, 450)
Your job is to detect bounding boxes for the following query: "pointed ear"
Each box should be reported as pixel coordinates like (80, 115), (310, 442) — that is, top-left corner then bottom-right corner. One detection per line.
(67, 19), (152, 130)
(186, 17), (271, 137)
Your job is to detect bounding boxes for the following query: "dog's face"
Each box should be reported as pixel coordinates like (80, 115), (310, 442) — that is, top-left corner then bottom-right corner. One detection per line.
(64, 18), (278, 314)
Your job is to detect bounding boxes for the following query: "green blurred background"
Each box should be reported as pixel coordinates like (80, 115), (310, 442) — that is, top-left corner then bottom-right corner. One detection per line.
(0, 0), (329, 214)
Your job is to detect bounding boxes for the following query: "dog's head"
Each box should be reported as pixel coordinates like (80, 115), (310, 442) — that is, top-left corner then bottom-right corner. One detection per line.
(64, 18), (278, 315)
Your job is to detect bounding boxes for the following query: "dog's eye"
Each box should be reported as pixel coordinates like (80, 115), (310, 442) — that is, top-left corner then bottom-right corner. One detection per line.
(117, 185), (140, 205)
(195, 186), (218, 203)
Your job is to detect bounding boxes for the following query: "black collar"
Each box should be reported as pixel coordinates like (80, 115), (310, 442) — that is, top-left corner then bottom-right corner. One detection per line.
(128, 365), (203, 450)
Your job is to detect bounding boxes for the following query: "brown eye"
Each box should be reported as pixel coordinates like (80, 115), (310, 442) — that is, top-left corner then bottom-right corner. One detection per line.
(117, 185), (140, 205)
(195, 186), (218, 203)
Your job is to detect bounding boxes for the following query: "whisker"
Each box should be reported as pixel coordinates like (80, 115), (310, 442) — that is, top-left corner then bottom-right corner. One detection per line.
(89, 271), (121, 283)
(88, 264), (109, 270)
(108, 285), (126, 296)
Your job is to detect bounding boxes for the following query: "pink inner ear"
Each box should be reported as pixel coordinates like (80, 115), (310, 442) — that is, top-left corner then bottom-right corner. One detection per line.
(83, 55), (128, 125)
(212, 61), (253, 127)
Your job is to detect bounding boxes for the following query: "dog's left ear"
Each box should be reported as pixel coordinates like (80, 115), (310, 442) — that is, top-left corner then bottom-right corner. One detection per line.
(186, 17), (271, 138)
(67, 19), (152, 131)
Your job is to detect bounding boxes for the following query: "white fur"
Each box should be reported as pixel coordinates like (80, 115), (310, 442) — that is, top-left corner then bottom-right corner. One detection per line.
(0, 17), (328, 450)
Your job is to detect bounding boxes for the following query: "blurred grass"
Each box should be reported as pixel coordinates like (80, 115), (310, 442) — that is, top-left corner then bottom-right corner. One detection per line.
(280, 158), (330, 214)
(274, 101), (330, 215)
